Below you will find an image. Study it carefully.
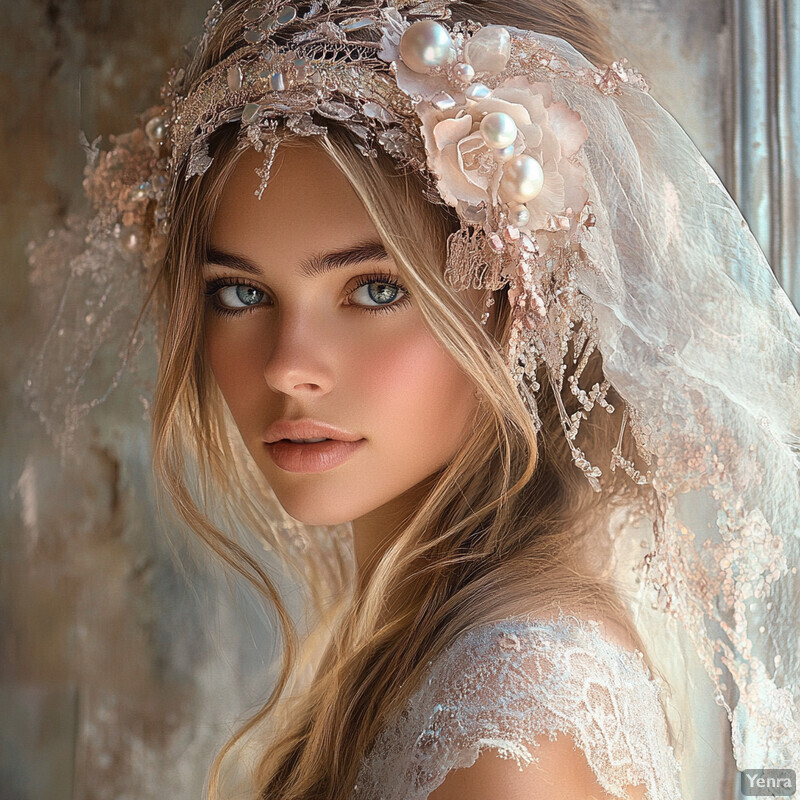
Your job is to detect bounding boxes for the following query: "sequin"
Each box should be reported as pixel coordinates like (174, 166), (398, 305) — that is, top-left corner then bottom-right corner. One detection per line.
(242, 103), (262, 124)
(268, 71), (286, 92)
(430, 92), (455, 111)
(244, 28), (266, 44)
(317, 100), (357, 120)
(362, 101), (393, 122)
(340, 17), (375, 31)
(242, 4), (266, 22)
(227, 66), (243, 92)
(276, 6), (297, 25)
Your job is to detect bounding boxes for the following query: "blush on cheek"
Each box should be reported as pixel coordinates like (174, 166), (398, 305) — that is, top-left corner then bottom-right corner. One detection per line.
(355, 325), (442, 401)
(206, 334), (244, 398)
(361, 323), (476, 461)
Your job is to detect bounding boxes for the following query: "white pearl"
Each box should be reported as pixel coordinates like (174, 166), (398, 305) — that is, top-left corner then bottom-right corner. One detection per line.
(399, 20), (454, 74)
(480, 112), (517, 149)
(453, 62), (475, 83)
(508, 204), (530, 227)
(499, 154), (545, 203)
(464, 26), (511, 74)
(145, 116), (166, 144)
(464, 83), (491, 102)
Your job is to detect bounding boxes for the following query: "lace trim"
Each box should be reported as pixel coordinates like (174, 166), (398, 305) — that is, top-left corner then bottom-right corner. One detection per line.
(351, 610), (683, 800)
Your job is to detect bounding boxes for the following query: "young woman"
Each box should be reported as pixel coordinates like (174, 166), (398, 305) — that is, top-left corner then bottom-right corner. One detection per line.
(27, 0), (800, 798)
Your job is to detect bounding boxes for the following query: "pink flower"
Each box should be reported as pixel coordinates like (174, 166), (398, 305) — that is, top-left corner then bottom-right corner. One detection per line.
(415, 77), (589, 232)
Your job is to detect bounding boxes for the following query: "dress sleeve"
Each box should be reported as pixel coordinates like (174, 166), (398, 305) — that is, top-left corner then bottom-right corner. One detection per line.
(350, 612), (684, 800)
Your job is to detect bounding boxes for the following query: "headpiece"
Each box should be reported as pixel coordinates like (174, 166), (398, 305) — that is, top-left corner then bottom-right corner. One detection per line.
(25, 0), (800, 785)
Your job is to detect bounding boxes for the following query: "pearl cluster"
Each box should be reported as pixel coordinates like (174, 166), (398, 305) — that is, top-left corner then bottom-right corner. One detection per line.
(398, 19), (545, 228)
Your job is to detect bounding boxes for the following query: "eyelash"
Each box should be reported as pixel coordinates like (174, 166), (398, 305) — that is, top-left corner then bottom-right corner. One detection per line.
(347, 272), (411, 316)
(203, 272), (411, 318)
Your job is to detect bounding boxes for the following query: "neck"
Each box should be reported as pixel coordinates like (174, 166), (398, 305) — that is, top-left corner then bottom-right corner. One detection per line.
(351, 472), (440, 595)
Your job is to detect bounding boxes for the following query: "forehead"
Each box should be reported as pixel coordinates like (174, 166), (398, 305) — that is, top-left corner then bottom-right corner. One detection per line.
(210, 142), (381, 263)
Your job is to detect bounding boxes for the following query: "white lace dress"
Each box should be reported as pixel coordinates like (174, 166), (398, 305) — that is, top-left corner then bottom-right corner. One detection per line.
(350, 611), (683, 800)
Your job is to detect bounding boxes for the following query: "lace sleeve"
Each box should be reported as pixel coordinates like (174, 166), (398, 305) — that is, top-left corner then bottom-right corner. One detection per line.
(350, 611), (684, 800)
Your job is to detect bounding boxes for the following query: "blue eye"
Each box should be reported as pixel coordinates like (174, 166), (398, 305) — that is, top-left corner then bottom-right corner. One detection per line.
(349, 278), (407, 308)
(204, 273), (409, 318)
(346, 273), (410, 314)
(216, 284), (266, 308)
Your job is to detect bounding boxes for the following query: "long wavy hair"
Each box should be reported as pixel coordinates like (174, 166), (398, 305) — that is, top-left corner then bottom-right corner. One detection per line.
(151, 1), (674, 798)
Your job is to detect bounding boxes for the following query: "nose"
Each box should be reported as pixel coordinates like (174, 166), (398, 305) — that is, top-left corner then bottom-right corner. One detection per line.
(262, 311), (336, 396)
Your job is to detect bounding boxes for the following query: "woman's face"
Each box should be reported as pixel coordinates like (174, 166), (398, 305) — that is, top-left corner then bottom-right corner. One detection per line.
(204, 143), (484, 527)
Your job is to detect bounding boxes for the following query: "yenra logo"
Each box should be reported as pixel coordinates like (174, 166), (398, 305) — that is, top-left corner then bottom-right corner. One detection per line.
(740, 769), (796, 797)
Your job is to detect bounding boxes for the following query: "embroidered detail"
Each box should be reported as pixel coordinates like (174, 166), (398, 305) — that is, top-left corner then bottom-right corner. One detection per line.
(351, 612), (683, 800)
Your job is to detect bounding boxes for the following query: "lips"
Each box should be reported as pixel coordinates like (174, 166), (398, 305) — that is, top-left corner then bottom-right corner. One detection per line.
(265, 438), (365, 473)
(263, 418), (362, 445)
(263, 418), (365, 473)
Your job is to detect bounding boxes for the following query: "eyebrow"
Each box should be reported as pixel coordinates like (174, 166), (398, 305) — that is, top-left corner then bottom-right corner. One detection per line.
(203, 239), (390, 278)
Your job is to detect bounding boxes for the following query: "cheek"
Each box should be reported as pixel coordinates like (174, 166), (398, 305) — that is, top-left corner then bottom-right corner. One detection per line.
(204, 314), (267, 424)
(355, 319), (478, 454)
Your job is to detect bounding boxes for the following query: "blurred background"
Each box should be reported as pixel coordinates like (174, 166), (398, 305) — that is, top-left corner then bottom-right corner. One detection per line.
(1, 1), (797, 799)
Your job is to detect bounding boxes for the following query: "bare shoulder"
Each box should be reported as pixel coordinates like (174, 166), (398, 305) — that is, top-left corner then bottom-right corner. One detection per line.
(426, 731), (647, 800)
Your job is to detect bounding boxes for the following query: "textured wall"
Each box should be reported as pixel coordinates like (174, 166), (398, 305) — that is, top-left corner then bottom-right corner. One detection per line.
(600, 0), (728, 179)
(1, 2), (736, 799)
(1, 3), (273, 799)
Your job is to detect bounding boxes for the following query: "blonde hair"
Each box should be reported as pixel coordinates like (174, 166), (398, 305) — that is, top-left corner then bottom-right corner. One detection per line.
(151, 2), (672, 798)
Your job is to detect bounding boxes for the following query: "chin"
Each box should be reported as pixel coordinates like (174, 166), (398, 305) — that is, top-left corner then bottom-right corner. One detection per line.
(271, 477), (410, 528)
(271, 488), (359, 527)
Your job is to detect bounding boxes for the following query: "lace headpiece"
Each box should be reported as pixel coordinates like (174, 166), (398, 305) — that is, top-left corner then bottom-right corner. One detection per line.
(26, 0), (800, 782)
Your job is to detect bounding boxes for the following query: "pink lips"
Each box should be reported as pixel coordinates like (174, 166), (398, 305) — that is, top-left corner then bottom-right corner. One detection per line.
(263, 418), (364, 474)
(266, 439), (364, 473)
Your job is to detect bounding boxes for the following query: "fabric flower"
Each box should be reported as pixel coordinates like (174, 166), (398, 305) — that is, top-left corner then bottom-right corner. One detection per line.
(414, 77), (589, 232)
